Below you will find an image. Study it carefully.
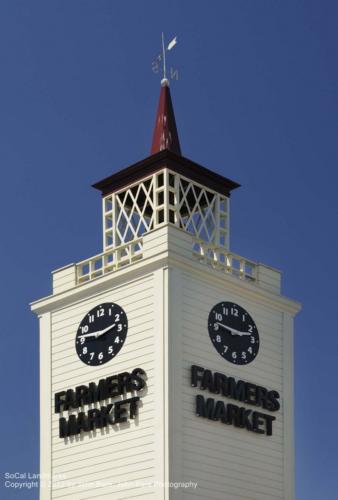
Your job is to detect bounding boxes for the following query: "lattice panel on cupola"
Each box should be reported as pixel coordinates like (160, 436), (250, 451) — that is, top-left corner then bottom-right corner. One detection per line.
(103, 168), (229, 251)
(166, 171), (229, 248)
(103, 172), (167, 250)
(115, 178), (154, 245)
(177, 179), (217, 243)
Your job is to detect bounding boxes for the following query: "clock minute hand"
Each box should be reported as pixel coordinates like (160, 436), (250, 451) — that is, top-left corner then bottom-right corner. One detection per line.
(79, 323), (116, 339)
(216, 322), (236, 334)
(78, 332), (98, 339)
(216, 323), (251, 337)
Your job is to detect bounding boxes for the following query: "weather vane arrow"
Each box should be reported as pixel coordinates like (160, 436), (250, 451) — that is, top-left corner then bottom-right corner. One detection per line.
(152, 33), (179, 85)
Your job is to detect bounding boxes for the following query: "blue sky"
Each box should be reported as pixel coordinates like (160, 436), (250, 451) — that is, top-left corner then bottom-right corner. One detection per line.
(0, 1), (337, 499)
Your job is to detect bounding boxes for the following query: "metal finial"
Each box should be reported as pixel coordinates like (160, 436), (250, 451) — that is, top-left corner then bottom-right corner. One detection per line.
(161, 32), (166, 81)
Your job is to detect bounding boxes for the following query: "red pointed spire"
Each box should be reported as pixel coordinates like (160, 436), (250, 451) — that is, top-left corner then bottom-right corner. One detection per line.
(151, 79), (181, 155)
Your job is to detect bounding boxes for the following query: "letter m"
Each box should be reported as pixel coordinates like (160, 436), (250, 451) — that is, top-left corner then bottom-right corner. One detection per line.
(196, 395), (215, 419)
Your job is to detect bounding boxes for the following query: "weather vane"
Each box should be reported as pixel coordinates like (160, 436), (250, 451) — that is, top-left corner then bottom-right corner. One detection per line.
(152, 33), (178, 85)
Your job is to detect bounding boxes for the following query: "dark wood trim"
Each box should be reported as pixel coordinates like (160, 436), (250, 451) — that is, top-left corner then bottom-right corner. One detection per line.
(92, 150), (240, 197)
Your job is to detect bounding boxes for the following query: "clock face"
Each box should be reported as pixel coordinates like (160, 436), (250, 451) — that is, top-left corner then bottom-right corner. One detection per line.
(75, 303), (128, 366)
(208, 302), (259, 365)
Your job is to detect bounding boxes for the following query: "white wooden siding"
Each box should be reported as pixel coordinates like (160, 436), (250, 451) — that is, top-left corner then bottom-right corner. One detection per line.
(49, 272), (165, 500)
(169, 269), (292, 500)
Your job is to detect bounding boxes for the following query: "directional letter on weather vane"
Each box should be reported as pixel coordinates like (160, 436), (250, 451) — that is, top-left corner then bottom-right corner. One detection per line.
(152, 33), (179, 82)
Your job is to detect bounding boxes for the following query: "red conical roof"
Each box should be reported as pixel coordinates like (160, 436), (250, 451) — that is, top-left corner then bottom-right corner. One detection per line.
(151, 80), (181, 155)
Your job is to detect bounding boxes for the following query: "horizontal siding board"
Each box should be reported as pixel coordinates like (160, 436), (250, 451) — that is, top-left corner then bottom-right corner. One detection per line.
(182, 441), (283, 471)
(53, 266), (75, 279)
(181, 482), (280, 500)
(182, 464), (283, 496)
(50, 290), (149, 320)
(51, 276), (154, 320)
(183, 453), (283, 484)
(52, 467), (156, 500)
(116, 492), (157, 500)
(181, 275), (284, 318)
(53, 267), (76, 294)
(53, 456), (155, 482)
(60, 483), (157, 500)
(51, 351), (156, 388)
(53, 272), (75, 284)
(53, 442), (155, 468)
(182, 468), (283, 499)
(181, 489), (251, 500)
(182, 423), (284, 456)
(258, 273), (280, 287)
(87, 487), (157, 500)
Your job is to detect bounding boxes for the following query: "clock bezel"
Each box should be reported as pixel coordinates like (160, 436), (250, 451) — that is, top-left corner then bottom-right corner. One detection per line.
(75, 302), (128, 366)
(208, 301), (260, 365)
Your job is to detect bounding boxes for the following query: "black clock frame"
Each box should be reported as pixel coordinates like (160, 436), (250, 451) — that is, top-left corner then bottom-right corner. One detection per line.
(75, 302), (128, 366)
(208, 302), (259, 365)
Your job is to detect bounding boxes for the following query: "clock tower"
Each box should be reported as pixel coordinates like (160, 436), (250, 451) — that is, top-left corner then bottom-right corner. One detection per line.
(31, 79), (301, 500)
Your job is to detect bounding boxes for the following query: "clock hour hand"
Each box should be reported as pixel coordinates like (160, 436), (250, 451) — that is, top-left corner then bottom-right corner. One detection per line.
(216, 323), (251, 337)
(78, 332), (98, 339)
(79, 323), (116, 339)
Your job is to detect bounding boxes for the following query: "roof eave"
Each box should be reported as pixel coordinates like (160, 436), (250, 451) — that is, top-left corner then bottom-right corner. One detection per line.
(92, 149), (240, 197)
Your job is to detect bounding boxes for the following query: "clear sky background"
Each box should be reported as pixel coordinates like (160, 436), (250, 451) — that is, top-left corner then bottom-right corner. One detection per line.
(0, 1), (337, 499)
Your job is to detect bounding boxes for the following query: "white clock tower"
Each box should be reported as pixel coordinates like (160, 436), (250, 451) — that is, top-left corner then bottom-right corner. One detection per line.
(31, 80), (301, 500)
